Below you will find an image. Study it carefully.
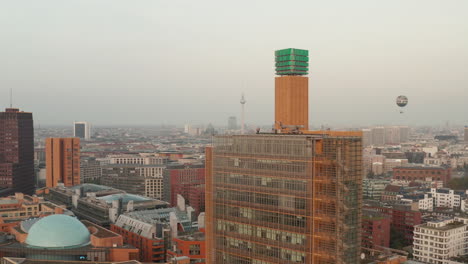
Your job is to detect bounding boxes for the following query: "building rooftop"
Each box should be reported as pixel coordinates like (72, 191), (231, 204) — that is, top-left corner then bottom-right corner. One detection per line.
(418, 220), (466, 231)
(102, 164), (165, 168)
(395, 164), (448, 170)
(25, 214), (91, 249)
(125, 207), (193, 231)
(82, 220), (120, 239)
(1, 258), (142, 264)
(70, 183), (116, 193)
(97, 193), (151, 204)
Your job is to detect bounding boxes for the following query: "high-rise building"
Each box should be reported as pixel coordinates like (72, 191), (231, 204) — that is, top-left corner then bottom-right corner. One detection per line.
(0, 108), (35, 195)
(384, 126), (401, 145)
(362, 128), (372, 146)
(227, 116), (237, 130)
(399, 126), (410, 143)
(45, 138), (80, 188)
(73, 121), (90, 140)
(465, 126), (468, 143)
(371, 127), (385, 146)
(274, 48), (309, 131)
(205, 49), (363, 264)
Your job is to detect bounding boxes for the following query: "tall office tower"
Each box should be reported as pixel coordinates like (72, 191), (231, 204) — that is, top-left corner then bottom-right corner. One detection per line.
(384, 126), (400, 145)
(362, 128), (372, 147)
(45, 138), (81, 188)
(205, 49), (363, 264)
(274, 48), (309, 131)
(73, 121), (90, 140)
(399, 126), (410, 143)
(227, 116), (237, 130)
(0, 108), (35, 195)
(371, 127), (385, 146)
(465, 126), (468, 143)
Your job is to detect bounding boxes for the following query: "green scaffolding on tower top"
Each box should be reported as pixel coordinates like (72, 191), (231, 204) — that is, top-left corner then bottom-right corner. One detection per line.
(275, 48), (309, 76)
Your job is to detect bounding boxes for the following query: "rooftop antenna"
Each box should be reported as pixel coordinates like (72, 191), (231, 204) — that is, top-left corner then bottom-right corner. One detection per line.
(240, 93), (246, 134)
(9, 88), (13, 108)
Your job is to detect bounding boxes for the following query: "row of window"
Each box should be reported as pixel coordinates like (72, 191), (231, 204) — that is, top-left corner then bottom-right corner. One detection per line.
(216, 219), (306, 246)
(215, 205), (306, 228)
(216, 236), (306, 262)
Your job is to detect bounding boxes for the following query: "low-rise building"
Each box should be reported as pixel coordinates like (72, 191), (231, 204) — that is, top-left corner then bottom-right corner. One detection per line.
(393, 165), (451, 186)
(0, 214), (139, 262)
(163, 163), (205, 214)
(381, 185), (403, 201)
(362, 209), (391, 250)
(167, 231), (206, 263)
(430, 188), (463, 209)
(363, 179), (390, 200)
(80, 157), (101, 183)
(101, 164), (165, 199)
(401, 193), (433, 211)
(365, 201), (422, 245)
(111, 196), (204, 263)
(41, 184), (168, 226)
(413, 217), (468, 264)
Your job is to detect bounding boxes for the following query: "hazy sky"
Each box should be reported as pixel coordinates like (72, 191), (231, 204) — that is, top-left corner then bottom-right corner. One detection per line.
(1, 0), (467, 127)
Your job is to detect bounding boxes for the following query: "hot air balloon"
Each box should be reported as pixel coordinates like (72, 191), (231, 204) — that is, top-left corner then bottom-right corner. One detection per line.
(396, 95), (408, 113)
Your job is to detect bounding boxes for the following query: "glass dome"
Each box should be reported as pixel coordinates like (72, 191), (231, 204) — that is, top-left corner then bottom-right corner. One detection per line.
(25, 214), (91, 249)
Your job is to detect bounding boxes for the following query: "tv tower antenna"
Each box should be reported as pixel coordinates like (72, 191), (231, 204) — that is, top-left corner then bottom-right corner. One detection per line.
(240, 93), (246, 134)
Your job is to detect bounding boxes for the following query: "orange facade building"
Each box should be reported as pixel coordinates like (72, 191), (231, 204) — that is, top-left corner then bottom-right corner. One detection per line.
(205, 49), (363, 264)
(275, 76), (309, 130)
(46, 138), (80, 188)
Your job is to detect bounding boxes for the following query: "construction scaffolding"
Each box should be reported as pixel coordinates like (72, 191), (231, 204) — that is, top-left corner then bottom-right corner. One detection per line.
(205, 133), (362, 264)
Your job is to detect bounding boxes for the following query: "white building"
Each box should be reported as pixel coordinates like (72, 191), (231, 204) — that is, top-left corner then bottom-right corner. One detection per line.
(73, 121), (91, 140)
(430, 188), (462, 209)
(461, 199), (468, 213)
(401, 193), (433, 211)
(107, 154), (168, 165)
(413, 217), (468, 264)
(423, 146), (439, 158)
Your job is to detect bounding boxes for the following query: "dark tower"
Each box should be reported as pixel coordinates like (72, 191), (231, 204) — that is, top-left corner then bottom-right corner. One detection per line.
(0, 108), (35, 195)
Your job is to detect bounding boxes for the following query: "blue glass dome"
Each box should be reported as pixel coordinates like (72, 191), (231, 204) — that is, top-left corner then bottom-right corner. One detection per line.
(25, 215), (91, 249)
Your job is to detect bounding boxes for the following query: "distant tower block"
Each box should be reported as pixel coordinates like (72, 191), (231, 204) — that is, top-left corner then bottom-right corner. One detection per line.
(240, 94), (246, 134)
(274, 48), (309, 131)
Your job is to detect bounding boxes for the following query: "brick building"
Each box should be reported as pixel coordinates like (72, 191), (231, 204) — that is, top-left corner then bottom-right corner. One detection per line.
(364, 202), (422, 245)
(46, 138), (81, 188)
(163, 163), (205, 214)
(167, 231), (206, 263)
(0, 108), (35, 195)
(393, 165), (451, 185)
(111, 199), (198, 263)
(362, 209), (391, 250)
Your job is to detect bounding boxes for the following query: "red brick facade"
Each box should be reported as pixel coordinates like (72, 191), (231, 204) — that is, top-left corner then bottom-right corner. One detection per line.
(110, 224), (165, 262)
(362, 213), (391, 249)
(164, 164), (205, 215)
(364, 205), (422, 244)
(393, 166), (451, 185)
(167, 234), (206, 263)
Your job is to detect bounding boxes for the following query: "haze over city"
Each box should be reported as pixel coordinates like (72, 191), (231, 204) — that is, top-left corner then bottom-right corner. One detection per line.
(1, 0), (467, 127)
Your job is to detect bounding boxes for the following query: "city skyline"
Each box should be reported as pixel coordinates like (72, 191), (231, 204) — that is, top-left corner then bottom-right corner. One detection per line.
(1, 0), (467, 126)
